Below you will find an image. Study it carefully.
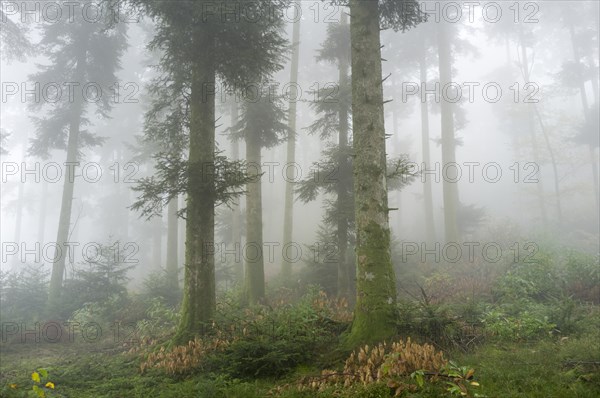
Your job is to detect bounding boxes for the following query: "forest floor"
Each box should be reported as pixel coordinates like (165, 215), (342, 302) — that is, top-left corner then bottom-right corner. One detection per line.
(1, 333), (599, 398)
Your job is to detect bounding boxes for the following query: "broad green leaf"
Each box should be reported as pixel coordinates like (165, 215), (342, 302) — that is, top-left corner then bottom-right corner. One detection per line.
(33, 384), (45, 397)
(415, 372), (424, 388)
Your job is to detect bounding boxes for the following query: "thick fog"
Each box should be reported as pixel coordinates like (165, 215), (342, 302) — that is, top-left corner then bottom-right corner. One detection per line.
(2, 1), (598, 283)
(0, 1), (599, 395)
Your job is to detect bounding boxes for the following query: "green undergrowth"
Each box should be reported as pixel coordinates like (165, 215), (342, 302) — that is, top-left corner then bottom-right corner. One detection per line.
(1, 332), (598, 398)
(2, 245), (598, 397)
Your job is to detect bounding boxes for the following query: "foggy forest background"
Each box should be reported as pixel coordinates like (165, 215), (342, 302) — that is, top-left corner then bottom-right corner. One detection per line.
(0, 1), (599, 397)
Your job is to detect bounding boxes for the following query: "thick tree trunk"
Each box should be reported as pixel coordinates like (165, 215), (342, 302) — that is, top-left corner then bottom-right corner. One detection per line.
(173, 39), (216, 344)
(391, 75), (402, 235)
(230, 101), (243, 285)
(244, 130), (265, 304)
(418, 49), (436, 244)
(337, 11), (351, 300)
(437, 21), (460, 243)
(48, 47), (86, 310)
(48, 109), (80, 307)
(166, 197), (179, 289)
(346, 0), (397, 346)
(281, 14), (301, 283)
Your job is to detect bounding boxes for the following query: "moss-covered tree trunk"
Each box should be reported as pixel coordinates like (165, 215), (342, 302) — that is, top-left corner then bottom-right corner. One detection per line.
(281, 15), (301, 283)
(166, 197), (179, 290)
(48, 46), (85, 310)
(173, 36), (216, 344)
(337, 11), (351, 300)
(244, 130), (265, 305)
(346, 0), (397, 346)
(437, 21), (460, 243)
(418, 46), (435, 244)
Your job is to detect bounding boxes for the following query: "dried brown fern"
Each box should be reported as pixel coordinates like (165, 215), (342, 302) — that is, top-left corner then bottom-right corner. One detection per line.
(273, 338), (448, 395)
(140, 336), (231, 375)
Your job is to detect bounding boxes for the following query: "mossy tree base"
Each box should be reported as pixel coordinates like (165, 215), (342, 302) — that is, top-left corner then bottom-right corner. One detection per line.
(172, 39), (216, 346)
(345, 0), (398, 347)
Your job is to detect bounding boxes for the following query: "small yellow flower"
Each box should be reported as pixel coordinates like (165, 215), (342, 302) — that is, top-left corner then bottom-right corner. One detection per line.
(9, 383), (17, 389)
(45, 382), (55, 389)
(31, 372), (40, 383)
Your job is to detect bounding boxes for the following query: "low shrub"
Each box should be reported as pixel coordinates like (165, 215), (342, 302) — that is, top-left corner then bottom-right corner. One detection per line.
(0, 266), (49, 324)
(140, 271), (182, 307)
(481, 307), (555, 341)
(276, 338), (483, 397)
(139, 288), (341, 378)
(134, 297), (180, 343)
(1, 368), (56, 398)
